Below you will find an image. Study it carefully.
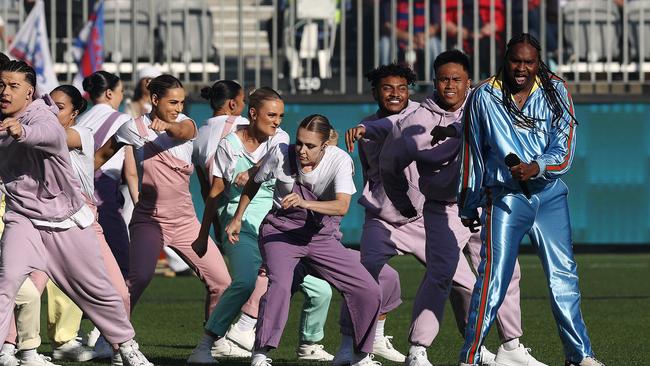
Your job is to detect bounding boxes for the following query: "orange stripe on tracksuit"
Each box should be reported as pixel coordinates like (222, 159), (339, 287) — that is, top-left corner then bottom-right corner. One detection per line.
(466, 192), (492, 362)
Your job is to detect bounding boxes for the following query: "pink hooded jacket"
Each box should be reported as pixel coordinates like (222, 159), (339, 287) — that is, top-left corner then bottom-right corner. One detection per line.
(380, 93), (467, 209)
(0, 95), (85, 222)
(357, 100), (424, 225)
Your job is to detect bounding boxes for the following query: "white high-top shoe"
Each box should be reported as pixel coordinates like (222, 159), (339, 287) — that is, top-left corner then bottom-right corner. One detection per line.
(372, 336), (405, 362)
(250, 353), (272, 366)
(211, 337), (251, 358)
(0, 352), (18, 366)
(494, 344), (547, 366)
(405, 347), (432, 366)
(53, 339), (97, 362)
(350, 354), (381, 366)
(17, 354), (60, 366)
(225, 324), (255, 352)
(296, 343), (334, 361)
(119, 340), (153, 366)
(479, 346), (496, 365)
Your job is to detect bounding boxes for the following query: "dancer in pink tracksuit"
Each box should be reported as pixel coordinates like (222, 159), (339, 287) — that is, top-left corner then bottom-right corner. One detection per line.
(0, 60), (151, 366)
(77, 71), (135, 277)
(49, 85), (132, 363)
(225, 114), (382, 366)
(379, 51), (537, 366)
(94, 74), (231, 323)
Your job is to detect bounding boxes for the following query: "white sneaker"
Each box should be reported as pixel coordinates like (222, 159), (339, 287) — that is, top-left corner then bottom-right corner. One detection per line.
(479, 346), (496, 365)
(372, 336), (405, 362)
(94, 336), (114, 359)
(53, 339), (97, 362)
(187, 344), (218, 365)
(250, 353), (272, 366)
(211, 337), (251, 358)
(332, 345), (353, 366)
(296, 343), (334, 361)
(111, 353), (123, 366)
(566, 356), (605, 366)
(0, 352), (18, 366)
(494, 344), (547, 366)
(119, 340), (153, 366)
(350, 354), (381, 366)
(225, 325), (255, 352)
(18, 354), (60, 366)
(405, 348), (432, 366)
(86, 327), (101, 348)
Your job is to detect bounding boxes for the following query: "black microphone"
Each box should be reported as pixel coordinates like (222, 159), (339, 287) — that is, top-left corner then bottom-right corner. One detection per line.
(505, 153), (531, 199)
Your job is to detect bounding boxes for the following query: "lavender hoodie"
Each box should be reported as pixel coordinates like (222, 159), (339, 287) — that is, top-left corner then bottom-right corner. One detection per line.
(0, 95), (85, 222)
(380, 93), (468, 210)
(357, 100), (424, 225)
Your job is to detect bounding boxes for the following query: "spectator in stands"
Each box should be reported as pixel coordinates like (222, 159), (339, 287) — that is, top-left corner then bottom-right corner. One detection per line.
(379, 0), (442, 76)
(443, 0), (505, 78)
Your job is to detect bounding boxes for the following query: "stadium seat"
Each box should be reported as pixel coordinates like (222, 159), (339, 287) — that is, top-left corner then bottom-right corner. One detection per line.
(104, 0), (153, 62)
(157, 0), (216, 63)
(562, 0), (620, 62)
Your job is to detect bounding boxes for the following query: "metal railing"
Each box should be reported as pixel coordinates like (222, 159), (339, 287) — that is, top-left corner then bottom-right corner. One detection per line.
(1, 0), (649, 95)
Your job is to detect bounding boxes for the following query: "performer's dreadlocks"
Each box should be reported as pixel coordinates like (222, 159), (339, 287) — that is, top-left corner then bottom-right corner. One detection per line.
(493, 33), (578, 131)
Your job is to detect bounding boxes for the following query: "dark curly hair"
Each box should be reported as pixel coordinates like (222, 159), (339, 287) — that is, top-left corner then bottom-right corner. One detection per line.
(365, 63), (417, 88)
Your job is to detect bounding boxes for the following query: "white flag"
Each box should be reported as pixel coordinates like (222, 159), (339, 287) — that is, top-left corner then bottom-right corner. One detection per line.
(8, 0), (58, 95)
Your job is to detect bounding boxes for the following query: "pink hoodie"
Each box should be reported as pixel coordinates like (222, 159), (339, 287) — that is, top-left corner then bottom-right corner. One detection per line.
(357, 100), (424, 225)
(380, 93), (467, 208)
(0, 95), (85, 222)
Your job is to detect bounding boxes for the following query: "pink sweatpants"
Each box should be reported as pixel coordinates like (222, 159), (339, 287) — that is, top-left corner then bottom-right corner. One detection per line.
(127, 200), (231, 320)
(0, 211), (134, 345)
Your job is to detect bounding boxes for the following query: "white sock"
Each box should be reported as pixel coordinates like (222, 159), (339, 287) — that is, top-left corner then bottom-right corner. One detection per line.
(340, 334), (354, 351)
(235, 313), (257, 332)
(198, 334), (217, 350)
(1, 343), (15, 355)
(409, 344), (426, 356)
(502, 338), (520, 351)
(20, 349), (37, 360)
(374, 319), (385, 341)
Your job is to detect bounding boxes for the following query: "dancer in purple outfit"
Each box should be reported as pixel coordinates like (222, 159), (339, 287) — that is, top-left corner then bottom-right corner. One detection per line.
(225, 114), (382, 366)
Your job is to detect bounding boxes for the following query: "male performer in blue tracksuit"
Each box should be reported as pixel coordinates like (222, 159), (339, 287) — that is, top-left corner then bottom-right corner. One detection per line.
(456, 33), (605, 366)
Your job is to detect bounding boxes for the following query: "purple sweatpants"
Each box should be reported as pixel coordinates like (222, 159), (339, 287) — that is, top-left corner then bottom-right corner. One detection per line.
(255, 221), (381, 353)
(356, 203), (522, 346)
(0, 211), (135, 345)
(339, 249), (402, 336)
(95, 173), (131, 277)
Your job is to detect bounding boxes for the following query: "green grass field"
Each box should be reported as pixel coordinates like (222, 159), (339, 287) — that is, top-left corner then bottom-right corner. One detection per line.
(39, 253), (649, 366)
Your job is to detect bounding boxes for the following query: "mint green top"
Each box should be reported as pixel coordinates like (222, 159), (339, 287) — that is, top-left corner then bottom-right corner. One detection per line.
(217, 133), (275, 242)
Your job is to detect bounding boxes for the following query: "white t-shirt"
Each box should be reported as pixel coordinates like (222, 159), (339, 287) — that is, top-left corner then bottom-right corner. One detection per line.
(76, 103), (133, 180)
(192, 115), (249, 180)
(212, 127), (290, 182)
(68, 125), (96, 200)
(255, 144), (356, 209)
(114, 112), (196, 181)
